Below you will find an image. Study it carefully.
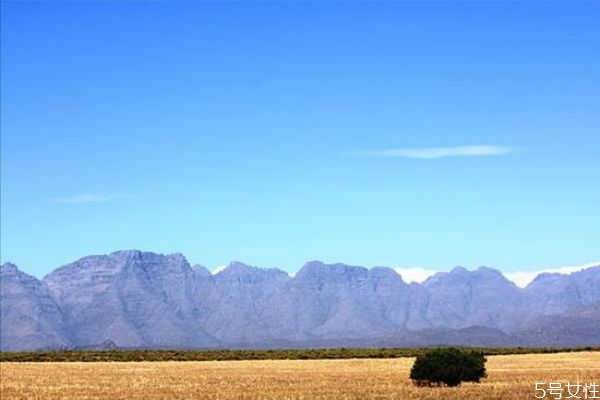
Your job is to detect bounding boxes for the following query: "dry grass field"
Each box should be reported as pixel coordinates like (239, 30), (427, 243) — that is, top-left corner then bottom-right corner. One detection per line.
(1, 351), (598, 400)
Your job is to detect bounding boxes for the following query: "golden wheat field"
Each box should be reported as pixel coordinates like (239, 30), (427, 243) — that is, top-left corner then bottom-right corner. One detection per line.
(1, 352), (599, 400)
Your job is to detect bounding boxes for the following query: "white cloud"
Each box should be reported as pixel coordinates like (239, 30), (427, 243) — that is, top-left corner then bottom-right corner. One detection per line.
(394, 267), (440, 283)
(212, 265), (227, 275)
(50, 193), (136, 204)
(353, 145), (517, 159)
(244, 261), (598, 287)
(504, 262), (600, 288)
(393, 262), (599, 287)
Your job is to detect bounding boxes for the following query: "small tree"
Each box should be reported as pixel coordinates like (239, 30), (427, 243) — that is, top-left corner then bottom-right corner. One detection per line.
(410, 348), (487, 387)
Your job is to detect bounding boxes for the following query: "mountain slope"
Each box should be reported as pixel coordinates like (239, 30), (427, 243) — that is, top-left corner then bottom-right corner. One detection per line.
(0, 263), (68, 351)
(525, 266), (600, 315)
(43, 251), (219, 348)
(1, 252), (598, 350)
(422, 266), (529, 331)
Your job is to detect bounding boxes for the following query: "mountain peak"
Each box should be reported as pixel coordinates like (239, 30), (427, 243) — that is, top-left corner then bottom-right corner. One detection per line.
(218, 261), (258, 275)
(228, 260), (253, 269)
(166, 252), (187, 262)
(108, 249), (187, 263)
(217, 261), (287, 277)
(1, 262), (19, 272)
(0, 262), (32, 281)
(214, 261), (289, 284)
(528, 271), (565, 286)
(450, 266), (468, 274)
(109, 249), (142, 259)
(475, 266), (506, 278)
(298, 260), (326, 271)
(2, 253), (600, 351)
(295, 260), (368, 281)
(369, 266), (407, 285)
(424, 265), (514, 289)
(193, 264), (212, 278)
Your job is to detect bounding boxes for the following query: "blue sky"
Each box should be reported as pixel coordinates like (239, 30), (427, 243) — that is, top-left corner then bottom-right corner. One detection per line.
(1, 1), (598, 277)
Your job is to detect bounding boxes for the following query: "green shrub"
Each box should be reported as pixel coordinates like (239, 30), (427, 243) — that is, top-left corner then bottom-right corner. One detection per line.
(409, 348), (487, 387)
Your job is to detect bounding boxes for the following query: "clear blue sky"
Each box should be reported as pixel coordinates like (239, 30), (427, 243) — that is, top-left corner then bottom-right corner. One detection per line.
(1, 1), (598, 277)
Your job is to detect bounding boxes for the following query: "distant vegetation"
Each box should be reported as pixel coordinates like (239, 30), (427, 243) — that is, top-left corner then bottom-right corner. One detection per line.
(410, 348), (486, 387)
(1, 346), (598, 362)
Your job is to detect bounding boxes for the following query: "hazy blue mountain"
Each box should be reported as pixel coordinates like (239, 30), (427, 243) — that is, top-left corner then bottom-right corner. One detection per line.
(192, 261), (291, 344)
(1, 252), (598, 351)
(422, 266), (529, 331)
(43, 250), (219, 349)
(0, 263), (68, 351)
(525, 266), (600, 315)
(287, 262), (415, 338)
(515, 303), (600, 347)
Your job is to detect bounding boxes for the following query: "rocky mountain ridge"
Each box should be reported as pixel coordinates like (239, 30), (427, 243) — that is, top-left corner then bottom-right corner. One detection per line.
(1, 250), (599, 351)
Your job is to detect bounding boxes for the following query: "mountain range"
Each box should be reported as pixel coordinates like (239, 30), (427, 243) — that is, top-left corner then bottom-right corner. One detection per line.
(1, 250), (599, 351)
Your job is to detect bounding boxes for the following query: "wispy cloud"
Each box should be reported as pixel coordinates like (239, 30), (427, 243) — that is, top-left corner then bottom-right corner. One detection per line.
(394, 267), (440, 283)
(50, 193), (137, 204)
(353, 145), (517, 159)
(394, 262), (599, 288)
(504, 261), (600, 288)
(212, 265), (227, 275)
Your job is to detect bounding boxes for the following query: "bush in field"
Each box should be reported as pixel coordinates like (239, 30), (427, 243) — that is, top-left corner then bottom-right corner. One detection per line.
(410, 348), (487, 387)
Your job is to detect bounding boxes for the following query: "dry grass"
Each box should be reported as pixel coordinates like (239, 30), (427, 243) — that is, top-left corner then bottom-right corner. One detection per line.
(1, 352), (598, 399)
